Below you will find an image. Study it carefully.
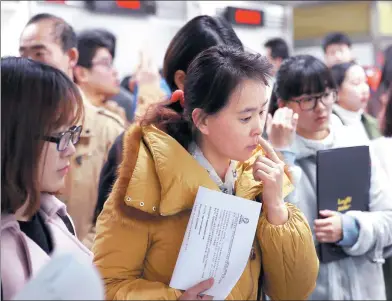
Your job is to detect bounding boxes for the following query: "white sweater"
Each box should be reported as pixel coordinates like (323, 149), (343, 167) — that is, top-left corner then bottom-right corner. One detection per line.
(371, 136), (392, 184)
(333, 104), (370, 142)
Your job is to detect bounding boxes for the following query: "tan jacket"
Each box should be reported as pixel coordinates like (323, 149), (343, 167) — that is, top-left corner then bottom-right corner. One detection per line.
(59, 95), (124, 243)
(92, 125), (319, 300)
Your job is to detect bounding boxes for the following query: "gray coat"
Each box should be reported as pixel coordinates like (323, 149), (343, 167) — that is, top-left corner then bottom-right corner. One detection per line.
(286, 123), (392, 300)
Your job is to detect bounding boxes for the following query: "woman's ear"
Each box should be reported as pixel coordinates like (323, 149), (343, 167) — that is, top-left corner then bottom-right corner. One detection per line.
(192, 108), (209, 135)
(174, 70), (186, 91)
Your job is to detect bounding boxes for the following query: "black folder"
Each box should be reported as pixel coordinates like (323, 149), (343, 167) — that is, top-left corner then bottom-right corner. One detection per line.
(316, 145), (370, 263)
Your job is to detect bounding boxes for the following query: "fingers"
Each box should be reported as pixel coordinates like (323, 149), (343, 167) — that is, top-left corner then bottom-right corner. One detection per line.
(273, 108), (284, 123)
(314, 218), (335, 236)
(315, 230), (336, 243)
(254, 162), (275, 174)
(266, 113), (273, 135)
(319, 210), (337, 218)
(315, 232), (329, 242)
(314, 223), (332, 232)
(314, 217), (333, 227)
(255, 156), (275, 168)
(187, 278), (214, 296)
(283, 107), (293, 124)
(272, 107), (295, 127)
(292, 113), (299, 129)
(254, 169), (271, 181)
(257, 136), (280, 163)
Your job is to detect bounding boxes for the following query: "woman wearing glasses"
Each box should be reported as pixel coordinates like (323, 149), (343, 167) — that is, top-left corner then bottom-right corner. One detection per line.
(270, 55), (392, 300)
(1, 57), (92, 300)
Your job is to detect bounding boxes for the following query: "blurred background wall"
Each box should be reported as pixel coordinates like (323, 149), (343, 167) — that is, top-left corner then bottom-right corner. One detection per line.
(1, 0), (391, 79)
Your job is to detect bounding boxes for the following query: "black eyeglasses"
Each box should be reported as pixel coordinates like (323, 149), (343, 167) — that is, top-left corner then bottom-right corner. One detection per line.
(290, 90), (337, 111)
(42, 125), (82, 151)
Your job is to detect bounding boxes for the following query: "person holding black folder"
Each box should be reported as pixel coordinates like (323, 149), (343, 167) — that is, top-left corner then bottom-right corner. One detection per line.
(372, 86), (392, 300)
(269, 54), (392, 300)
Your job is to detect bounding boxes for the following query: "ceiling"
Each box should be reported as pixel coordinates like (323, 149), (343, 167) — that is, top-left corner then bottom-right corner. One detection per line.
(260, 1), (332, 7)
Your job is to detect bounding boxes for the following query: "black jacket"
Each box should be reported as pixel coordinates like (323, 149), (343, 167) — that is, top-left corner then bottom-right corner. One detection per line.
(94, 132), (124, 223)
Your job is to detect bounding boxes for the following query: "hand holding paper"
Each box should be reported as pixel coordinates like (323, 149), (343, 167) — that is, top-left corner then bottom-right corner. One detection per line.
(170, 187), (261, 300)
(178, 278), (214, 300)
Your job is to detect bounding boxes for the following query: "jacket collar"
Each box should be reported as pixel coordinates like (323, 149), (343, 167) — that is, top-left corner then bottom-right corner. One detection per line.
(112, 125), (294, 217)
(39, 193), (68, 219)
(1, 194), (67, 231)
(188, 142), (237, 195)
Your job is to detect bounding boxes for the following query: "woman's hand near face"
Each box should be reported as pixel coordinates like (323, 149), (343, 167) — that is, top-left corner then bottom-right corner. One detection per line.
(253, 137), (289, 225)
(266, 107), (298, 150)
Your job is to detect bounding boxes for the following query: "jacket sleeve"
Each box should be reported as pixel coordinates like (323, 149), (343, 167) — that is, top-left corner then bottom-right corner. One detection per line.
(92, 203), (182, 300)
(342, 151), (392, 259)
(257, 202), (319, 300)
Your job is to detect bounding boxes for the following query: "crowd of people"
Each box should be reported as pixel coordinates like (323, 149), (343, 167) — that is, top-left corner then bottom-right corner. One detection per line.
(1, 11), (392, 301)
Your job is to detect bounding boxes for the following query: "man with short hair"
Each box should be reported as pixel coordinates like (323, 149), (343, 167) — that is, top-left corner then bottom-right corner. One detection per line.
(74, 29), (127, 125)
(19, 14), (124, 246)
(322, 32), (354, 67)
(75, 29), (136, 124)
(19, 13), (78, 79)
(264, 37), (290, 76)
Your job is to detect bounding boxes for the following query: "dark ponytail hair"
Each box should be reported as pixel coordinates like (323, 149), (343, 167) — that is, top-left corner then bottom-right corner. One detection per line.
(163, 15), (243, 92)
(141, 45), (272, 150)
(139, 15), (245, 150)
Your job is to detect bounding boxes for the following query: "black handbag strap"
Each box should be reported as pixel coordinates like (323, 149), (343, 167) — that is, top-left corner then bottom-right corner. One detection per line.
(57, 214), (75, 236)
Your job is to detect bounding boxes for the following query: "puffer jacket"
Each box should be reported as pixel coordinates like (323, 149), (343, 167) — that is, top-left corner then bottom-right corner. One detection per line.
(92, 125), (319, 300)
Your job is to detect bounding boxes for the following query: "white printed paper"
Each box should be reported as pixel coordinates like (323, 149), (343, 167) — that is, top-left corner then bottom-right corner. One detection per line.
(169, 186), (262, 299)
(13, 253), (104, 300)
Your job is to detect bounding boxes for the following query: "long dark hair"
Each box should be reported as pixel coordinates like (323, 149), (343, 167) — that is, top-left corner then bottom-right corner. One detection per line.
(380, 45), (392, 93)
(1, 57), (83, 216)
(163, 15), (243, 92)
(141, 46), (272, 150)
(384, 84), (392, 137)
(275, 55), (336, 101)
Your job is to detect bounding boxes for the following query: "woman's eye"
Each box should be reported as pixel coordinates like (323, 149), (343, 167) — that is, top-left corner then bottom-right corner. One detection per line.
(259, 110), (265, 116)
(240, 116), (252, 123)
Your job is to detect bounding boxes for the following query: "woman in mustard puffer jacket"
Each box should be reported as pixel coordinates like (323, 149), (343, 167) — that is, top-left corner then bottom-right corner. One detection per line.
(92, 46), (319, 300)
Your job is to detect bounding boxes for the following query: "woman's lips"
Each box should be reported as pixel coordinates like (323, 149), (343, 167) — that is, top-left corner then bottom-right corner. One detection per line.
(247, 144), (258, 151)
(58, 165), (70, 175)
(315, 116), (327, 123)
